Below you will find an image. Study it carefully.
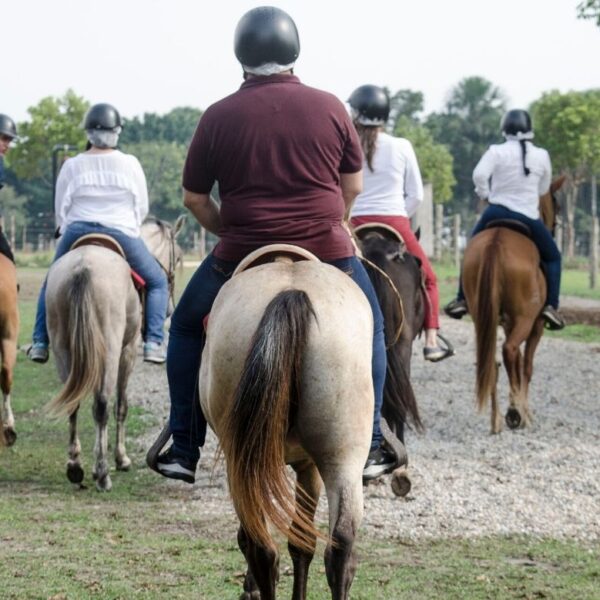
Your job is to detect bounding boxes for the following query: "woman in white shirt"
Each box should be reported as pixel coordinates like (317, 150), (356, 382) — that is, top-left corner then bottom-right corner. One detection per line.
(28, 103), (169, 364)
(348, 85), (452, 362)
(444, 109), (564, 330)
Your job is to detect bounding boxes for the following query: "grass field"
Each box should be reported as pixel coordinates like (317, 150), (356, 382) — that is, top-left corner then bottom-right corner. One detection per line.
(0, 268), (598, 599)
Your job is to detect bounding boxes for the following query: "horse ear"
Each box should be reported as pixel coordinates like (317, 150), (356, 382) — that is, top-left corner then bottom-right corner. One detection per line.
(173, 214), (186, 237)
(551, 175), (567, 194)
(414, 226), (421, 241)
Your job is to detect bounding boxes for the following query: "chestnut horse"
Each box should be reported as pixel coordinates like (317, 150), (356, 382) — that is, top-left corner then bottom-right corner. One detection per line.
(200, 246), (387, 600)
(462, 177), (565, 433)
(45, 217), (182, 490)
(0, 254), (18, 447)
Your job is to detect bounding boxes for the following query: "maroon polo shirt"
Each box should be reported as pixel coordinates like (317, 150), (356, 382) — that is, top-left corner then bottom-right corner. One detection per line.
(183, 74), (362, 262)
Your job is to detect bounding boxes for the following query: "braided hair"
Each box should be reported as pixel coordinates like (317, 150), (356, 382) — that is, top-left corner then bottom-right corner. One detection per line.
(354, 123), (379, 172)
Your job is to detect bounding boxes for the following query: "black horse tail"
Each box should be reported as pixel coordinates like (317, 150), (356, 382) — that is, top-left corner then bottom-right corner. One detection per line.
(363, 259), (423, 432)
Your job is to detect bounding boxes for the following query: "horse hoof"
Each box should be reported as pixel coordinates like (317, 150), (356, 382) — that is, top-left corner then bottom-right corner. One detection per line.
(3, 427), (17, 446)
(66, 462), (84, 484)
(391, 467), (411, 497)
(116, 456), (132, 471)
(95, 475), (112, 492)
(505, 408), (522, 429)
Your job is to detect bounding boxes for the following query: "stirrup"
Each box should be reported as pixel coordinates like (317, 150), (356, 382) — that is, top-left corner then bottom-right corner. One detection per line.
(146, 422), (172, 472)
(428, 333), (455, 362)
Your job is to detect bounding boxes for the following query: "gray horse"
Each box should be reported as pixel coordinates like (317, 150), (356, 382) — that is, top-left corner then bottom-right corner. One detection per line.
(45, 217), (184, 490)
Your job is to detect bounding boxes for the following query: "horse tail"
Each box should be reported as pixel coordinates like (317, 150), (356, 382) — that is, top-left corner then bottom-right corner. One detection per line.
(363, 259), (422, 431)
(475, 233), (501, 411)
(221, 289), (322, 553)
(47, 268), (106, 417)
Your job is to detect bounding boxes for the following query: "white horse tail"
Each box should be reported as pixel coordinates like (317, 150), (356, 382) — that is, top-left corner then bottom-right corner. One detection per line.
(221, 289), (324, 553)
(47, 268), (106, 417)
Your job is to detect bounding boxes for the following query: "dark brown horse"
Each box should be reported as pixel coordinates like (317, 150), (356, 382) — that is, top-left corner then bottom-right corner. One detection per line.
(354, 223), (425, 495)
(0, 254), (18, 447)
(462, 177), (565, 433)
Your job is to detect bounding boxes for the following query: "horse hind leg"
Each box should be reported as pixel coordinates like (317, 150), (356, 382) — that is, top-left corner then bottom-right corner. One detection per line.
(321, 468), (363, 600)
(503, 321), (530, 429)
(114, 341), (137, 471)
(522, 318), (545, 425)
(289, 460), (322, 600)
(1, 339), (17, 445)
(237, 525), (279, 600)
(92, 389), (113, 492)
(66, 408), (84, 485)
(490, 360), (502, 434)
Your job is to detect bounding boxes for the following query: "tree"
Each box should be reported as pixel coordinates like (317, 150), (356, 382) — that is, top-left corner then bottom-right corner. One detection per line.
(531, 89), (600, 257)
(9, 90), (89, 184)
(120, 107), (202, 146)
(388, 89), (424, 127)
(393, 116), (455, 204)
(121, 141), (188, 221)
(577, 0), (600, 26)
(426, 76), (506, 213)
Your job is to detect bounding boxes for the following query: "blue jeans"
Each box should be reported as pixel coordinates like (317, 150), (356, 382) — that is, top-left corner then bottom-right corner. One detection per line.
(167, 253), (386, 462)
(33, 221), (168, 345)
(457, 204), (562, 308)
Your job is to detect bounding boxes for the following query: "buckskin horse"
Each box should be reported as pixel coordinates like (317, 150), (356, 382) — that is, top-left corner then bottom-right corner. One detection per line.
(0, 253), (18, 447)
(200, 244), (401, 600)
(353, 223), (428, 496)
(462, 177), (565, 433)
(45, 217), (183, 490)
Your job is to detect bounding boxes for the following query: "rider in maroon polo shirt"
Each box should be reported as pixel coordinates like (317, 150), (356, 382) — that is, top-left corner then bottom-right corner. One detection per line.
(147, 6), (395, 484)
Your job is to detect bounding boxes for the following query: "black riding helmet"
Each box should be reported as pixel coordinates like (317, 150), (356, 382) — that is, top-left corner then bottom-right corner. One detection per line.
(348, 85), (390, 125)
(0, 114), (18, 139)
(234, 6), (300, 68)
(501, 109), (532, 137)
(83, 103), (122, 131)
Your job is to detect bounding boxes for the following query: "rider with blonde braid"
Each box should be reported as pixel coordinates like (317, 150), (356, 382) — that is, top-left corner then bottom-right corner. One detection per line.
(444, 109), (565, 330)
(348, 85), (453, 362)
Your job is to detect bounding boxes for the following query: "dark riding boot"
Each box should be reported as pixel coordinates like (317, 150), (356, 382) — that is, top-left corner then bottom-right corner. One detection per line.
(542, 305), (565, 330)
(444, 298), (468, 319)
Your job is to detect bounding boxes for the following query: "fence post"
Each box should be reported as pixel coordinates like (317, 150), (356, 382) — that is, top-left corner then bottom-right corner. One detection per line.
(199, 226), (206, 259)
(434, 203), (443, 261)
(453, 213), (461, 270)
(22, 224), (27, 250)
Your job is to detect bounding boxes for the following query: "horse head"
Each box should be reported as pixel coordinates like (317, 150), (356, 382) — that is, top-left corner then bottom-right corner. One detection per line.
(540, 175), (566, 236)
(141, 215), (186, 312)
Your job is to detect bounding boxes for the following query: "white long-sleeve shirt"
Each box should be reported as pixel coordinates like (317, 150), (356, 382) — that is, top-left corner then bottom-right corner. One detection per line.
(55, 150), (149, 237)
(350, 132), (424, 218)
(473, 140), (551, 220)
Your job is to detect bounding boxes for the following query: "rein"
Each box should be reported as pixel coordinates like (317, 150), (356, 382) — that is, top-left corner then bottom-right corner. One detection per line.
(358, 255), (405, 349)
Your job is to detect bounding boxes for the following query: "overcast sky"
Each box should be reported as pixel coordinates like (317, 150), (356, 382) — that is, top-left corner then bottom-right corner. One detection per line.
(4, 0), (600, 124)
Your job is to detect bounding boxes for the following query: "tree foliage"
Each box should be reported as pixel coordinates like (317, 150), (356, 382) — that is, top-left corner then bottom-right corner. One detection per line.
(393, 116), (455, 203)
(120, 107), (202, 146)
(577, 0), (600, 25)
(9, 90), (89, 184)
(426, 76), (506, 211)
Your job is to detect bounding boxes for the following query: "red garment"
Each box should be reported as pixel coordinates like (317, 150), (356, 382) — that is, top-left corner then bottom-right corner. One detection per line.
(183, 74), (363, 262)
(351, 214), (440, 330)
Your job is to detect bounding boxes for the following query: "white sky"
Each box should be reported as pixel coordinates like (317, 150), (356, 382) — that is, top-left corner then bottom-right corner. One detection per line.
(3, 0), (600, 123)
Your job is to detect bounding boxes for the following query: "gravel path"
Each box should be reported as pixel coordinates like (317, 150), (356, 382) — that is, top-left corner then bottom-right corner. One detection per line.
(129, 316), (600, 542)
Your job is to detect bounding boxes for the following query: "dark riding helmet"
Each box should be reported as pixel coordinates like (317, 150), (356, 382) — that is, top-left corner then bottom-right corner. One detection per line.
(0, 114), (18, 139)
(234, 6), (300, 69)
(83, 103), (122, 131)
(348, 85), (390, 126)
(501, 109), (533, 138)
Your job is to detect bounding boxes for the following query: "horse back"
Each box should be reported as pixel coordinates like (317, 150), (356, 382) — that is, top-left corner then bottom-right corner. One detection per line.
(200, 260), (374, 458)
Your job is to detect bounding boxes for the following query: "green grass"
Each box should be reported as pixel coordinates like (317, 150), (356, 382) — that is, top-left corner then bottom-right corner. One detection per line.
(1, 268), (599, 599)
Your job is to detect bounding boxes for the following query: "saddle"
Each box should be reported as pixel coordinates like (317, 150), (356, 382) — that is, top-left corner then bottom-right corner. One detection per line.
(484, 219), (532, 239)
(352, 222), (406, 246)
(203, 244), (320, 331)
